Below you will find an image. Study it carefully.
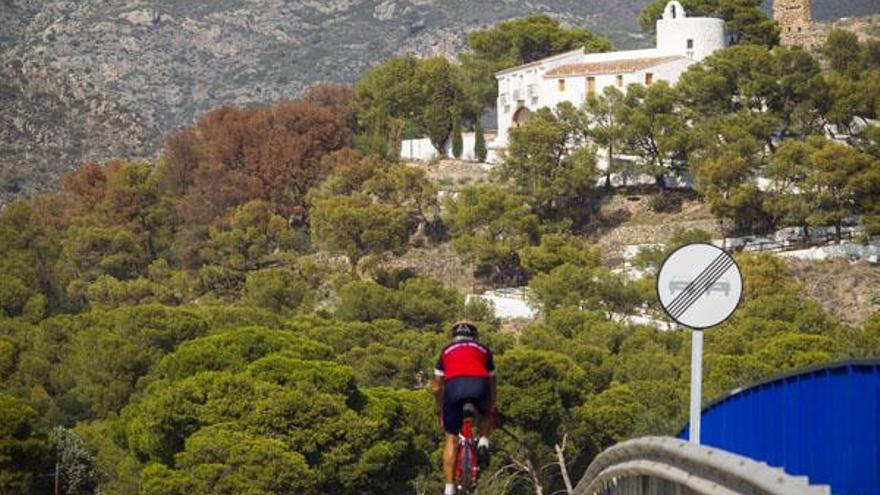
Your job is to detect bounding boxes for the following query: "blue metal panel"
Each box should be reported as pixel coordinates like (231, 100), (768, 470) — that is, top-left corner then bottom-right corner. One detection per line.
(680, 361), (880, 495)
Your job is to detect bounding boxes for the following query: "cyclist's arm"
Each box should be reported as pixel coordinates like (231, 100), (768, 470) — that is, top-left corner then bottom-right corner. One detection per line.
(431, 375), (444, 405)
(486, 349), (497, 408)
(489, 375), (497, 408)
(432, 355), (445, 405)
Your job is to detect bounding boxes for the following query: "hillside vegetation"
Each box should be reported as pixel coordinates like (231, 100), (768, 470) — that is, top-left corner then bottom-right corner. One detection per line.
(4, 0), (880, 200)
(0, 5), (879, 495)
(0, 0), (649, 200)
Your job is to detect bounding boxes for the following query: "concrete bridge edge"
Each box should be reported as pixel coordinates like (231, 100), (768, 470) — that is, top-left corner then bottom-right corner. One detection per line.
(572, 436), (831, 495)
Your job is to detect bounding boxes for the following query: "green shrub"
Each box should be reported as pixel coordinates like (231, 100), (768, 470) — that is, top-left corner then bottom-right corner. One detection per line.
(647, 191), (683, 213)
(0, 275), (31, 317)
(244, 268), (309, 313)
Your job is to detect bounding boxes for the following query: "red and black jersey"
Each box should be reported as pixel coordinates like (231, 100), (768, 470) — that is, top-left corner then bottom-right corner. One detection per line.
(434, 338), (495, 381)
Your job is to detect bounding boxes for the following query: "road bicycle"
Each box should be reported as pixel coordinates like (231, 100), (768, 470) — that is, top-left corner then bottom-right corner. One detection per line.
(455, 402), (480, 494)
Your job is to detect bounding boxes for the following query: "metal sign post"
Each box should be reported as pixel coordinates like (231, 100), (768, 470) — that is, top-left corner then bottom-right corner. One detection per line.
(656, 243), (742, 445)
(689, 329), (703, 444)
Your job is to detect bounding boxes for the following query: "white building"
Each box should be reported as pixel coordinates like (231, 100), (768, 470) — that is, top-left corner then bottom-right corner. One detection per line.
(492, 1), (727, 150)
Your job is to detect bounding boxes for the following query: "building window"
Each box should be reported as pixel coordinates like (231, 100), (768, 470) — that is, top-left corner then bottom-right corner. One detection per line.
(645, 73), (654, 86)
(616, 75), (624, 88)
(558, 79), (566, 92)
(687, 39), (694, 49)
(586, 77), (596, 97)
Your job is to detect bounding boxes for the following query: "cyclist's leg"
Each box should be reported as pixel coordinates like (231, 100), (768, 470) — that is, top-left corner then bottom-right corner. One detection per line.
(443, 432), (457, 487)
(472, 378), (493, 468)
(478, 410), (493, 438)
(441, 382), (465, 491)
(471, 378), (492, 438)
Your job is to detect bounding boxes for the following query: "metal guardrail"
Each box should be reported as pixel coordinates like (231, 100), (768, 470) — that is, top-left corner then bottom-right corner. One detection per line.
(573, 437), (830, 495)
(738, 229), (857, 254)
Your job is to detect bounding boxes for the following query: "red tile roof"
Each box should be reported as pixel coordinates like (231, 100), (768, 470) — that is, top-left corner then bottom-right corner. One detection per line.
(544, 56), (687, 77)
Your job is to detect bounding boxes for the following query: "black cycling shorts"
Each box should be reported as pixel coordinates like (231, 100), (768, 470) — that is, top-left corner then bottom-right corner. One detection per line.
(441, 376), (491, 435)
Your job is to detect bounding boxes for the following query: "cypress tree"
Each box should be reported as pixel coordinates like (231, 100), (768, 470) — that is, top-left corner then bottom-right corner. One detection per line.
(452, 117), (463, 159)
(474, 120), (487, 162)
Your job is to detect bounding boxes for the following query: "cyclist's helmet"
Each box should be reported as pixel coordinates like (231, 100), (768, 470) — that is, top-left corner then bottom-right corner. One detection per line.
(452, 320), (478, 339)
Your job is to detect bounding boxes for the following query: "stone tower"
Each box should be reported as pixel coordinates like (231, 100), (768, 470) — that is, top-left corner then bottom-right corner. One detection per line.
(774, 0), (817, 47)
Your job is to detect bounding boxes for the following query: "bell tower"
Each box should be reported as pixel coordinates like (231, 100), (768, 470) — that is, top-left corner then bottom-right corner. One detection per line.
(774, 0), (814, 46)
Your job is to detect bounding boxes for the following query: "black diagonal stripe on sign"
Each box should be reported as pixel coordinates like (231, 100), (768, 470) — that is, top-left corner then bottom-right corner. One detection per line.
(665, 252), (727, 315)
(670, 260), (733, 320)
(669, 256), (733, 320)
(666, 256), (733, 318)
(665, 251), (728, 316)
(668, 257), (733, 319)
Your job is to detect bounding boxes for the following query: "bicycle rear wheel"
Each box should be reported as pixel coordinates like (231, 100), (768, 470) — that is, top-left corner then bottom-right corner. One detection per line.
(459, 443), (473, 491)
(457, 405), (480, 493)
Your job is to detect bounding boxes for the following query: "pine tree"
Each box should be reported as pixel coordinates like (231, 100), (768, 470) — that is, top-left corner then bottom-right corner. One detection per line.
(474, 120), (487, 162)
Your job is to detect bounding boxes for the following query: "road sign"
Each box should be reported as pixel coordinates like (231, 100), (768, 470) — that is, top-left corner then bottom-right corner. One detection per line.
(656, 243), (743, 445)
(656, 243), (742, 329)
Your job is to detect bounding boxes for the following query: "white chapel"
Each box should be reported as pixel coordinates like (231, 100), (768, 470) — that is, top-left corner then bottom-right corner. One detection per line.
(398, 1), (727, 163)
(493, 1), (727, 148)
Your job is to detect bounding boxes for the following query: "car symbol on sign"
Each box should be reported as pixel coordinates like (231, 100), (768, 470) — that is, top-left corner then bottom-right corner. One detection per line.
(668, 277), (731, 297)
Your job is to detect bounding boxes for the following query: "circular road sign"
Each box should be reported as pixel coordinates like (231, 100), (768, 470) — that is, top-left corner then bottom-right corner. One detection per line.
(656, 243), (742, 329)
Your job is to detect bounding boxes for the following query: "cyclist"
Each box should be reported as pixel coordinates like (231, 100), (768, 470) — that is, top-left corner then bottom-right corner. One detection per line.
(431, 320), (497, 495)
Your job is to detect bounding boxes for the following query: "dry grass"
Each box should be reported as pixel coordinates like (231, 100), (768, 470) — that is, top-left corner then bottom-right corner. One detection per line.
(787, 259), (880, 326)
(378, 243), (480, 293)
(588, 194), (721, 262)
(405, 159), (489, 189)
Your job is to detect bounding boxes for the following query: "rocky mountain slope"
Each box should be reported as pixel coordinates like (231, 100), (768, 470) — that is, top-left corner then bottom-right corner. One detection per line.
(0, 0), (650, 200)
(1, 0), (878, 201)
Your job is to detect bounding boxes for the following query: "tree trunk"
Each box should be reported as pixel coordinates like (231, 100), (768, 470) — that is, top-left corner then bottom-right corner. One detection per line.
(510, 455), (545, 495)
(604, 146), (613, 189)
(655, 173), (667, 190)
(526, 459), (544, 495)
(555, 436), (574, 495)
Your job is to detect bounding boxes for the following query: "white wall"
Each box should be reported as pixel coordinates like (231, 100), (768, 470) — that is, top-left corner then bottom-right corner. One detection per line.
(657, 17), (726, 61)
(540, 58), (695, 109)
(400, 132), (493, 162)
(467, 288), (538, 320)
(496, 49), (663, 137)
(644, 57), (696, 86)
(656, 1), (727, 61)
(496, 49), (586, 139)
(400, 137), (440, 161)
